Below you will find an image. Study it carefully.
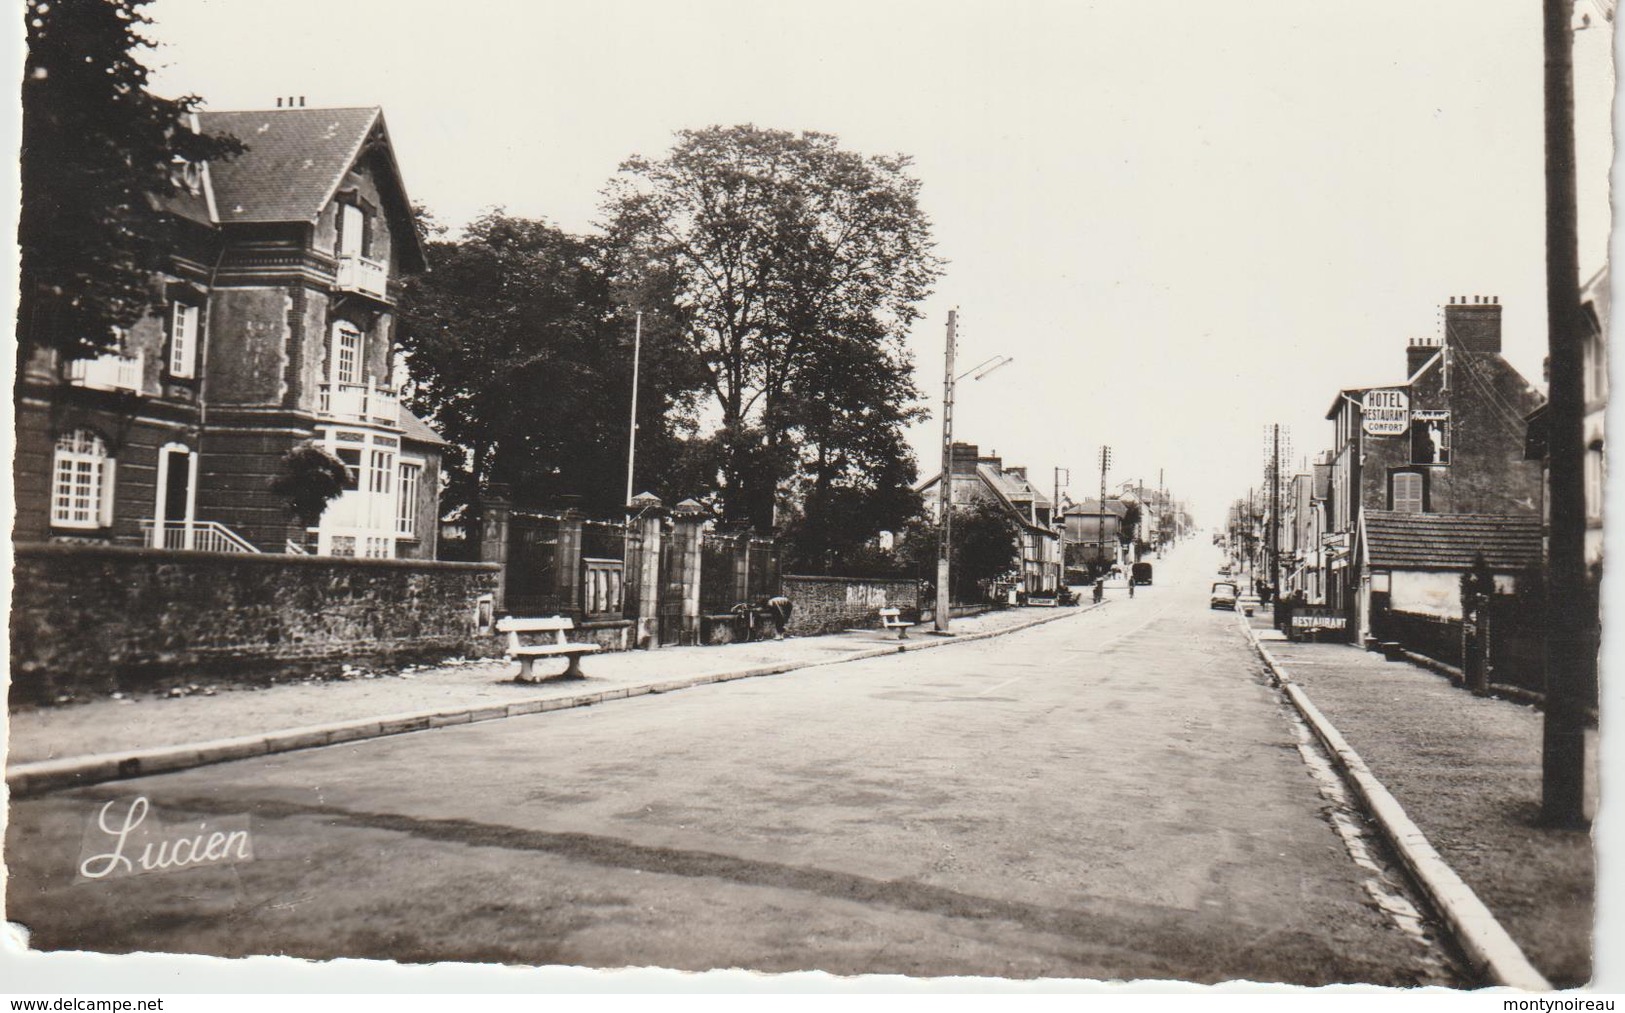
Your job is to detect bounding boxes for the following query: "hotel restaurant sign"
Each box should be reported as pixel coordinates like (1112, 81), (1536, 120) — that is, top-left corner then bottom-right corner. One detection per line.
(1362, 389), (1410, 436)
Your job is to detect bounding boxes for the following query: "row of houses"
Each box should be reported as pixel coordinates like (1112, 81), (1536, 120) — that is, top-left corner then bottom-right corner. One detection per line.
(1262, 282), (1607, 656)
(914, 443), (1190, 596)
(16, 105), (448, 559)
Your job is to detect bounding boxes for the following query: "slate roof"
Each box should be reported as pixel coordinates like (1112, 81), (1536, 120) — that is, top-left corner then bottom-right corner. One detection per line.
(982, 466), (1052, 509)
(1363, 510), (1543, 572)
(398, 406), (448, 447)
(197, 107), (382, 223)
(1064, 498), (1127, 517)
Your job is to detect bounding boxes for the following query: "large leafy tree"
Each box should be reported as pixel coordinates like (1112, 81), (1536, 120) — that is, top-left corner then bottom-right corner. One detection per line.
(602, 125), (941, 531)
(19, 0), (243, 364)
(396, 210), (708, 519)
(895, 503), (1021, 602)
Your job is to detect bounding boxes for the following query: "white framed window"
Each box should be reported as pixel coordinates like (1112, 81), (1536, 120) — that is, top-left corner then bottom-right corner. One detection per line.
(52, 428), (114, 529)
(330, 322), (363, 386)
(397, 460), (422, 537)
(368, 447), (394, 495)
(169, 302), (200, 378)
(1391, 472), (1423, 513)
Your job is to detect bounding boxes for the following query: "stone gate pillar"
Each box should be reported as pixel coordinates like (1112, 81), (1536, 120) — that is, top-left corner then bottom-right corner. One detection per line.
(556, 508), (585, 617)
(478, 484), (513, 612)
(672, 499), (708, 645)
(630, 492), (665, 648)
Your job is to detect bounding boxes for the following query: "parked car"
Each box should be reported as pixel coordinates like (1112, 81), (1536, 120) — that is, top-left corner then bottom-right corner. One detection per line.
(1217, 564), (1233, 577)
(1132, 562), (1153, 586)
(1209, 581), (1238, 610)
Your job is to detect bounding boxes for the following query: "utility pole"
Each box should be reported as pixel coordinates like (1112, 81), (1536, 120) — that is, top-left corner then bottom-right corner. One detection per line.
(624, 310), (643, 514)
(935, 310), (958, 634)
(1098, 446), (1111, 572)
(1158, 467), (1164, 554)
(1270, 424), (1281, 600)
(1246, 487), (1254, 579)
(1540, 0), (1590, 828)
(1053, 466), (1069, 589)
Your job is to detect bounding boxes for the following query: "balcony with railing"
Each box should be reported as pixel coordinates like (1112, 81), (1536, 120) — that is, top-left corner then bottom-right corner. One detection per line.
(317, 381), (400, 427)
(141, 519), (260, 553)
(66, 351), (144, 394)
(336, 255), (389, 300)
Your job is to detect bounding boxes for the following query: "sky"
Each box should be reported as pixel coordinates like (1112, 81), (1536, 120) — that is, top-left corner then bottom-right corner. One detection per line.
(131, 0), (1617, 526)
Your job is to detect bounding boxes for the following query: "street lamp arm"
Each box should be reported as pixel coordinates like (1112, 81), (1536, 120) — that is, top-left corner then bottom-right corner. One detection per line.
(958, 355), (1014, 382)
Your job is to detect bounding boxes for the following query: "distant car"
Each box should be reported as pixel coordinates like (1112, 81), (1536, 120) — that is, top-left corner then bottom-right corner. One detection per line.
(1209, 581), (1238, 610)
(1132, 562), (1153, 586)
(1217, 564), (1233, 577)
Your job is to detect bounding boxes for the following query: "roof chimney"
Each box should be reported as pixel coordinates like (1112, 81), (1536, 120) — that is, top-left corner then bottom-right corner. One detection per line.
(1407, 336), (1441, 377)
(1443, 295), (1502, 355)
(950, 442), (980, 475)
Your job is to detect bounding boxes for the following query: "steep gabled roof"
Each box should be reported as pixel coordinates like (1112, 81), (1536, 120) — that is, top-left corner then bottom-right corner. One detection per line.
(199, 107), (381, 222)
(1362, 510), (1542, 572)
(197, 106), (426, 270)
(981, 466), (1052, 510)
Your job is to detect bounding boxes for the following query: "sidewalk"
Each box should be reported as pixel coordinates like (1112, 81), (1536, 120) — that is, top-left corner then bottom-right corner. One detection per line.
(5, 603), (1094, 793)
(1242, 611), (1596, 988)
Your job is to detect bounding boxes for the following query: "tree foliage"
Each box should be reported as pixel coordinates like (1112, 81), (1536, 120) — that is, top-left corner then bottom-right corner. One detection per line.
(602, 125), (941, 531)
(1118, 501), (1142, 547)
(895, 503), (1021, 602)
(396, 210), (708, 519)
(269, 442), (350, 529)
(19, 0), (243, 363)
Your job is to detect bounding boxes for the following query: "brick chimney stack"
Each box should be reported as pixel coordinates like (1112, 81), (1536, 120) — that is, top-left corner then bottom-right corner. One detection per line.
(950, 442), (980, 476)
(1443, 295), (1502, 354)
(1407, 337), (1442, 377)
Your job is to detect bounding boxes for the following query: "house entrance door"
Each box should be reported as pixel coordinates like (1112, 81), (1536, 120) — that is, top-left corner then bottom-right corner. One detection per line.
(154, 444), (196, 548)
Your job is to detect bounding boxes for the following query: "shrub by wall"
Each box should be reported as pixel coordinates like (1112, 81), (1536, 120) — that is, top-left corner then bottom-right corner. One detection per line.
(10, 544), (500, 706)
(781, 575), (922, 637)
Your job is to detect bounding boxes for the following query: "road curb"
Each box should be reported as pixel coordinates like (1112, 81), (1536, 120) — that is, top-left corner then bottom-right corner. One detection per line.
(7, 602), (1101, 798)
(1238, 617), (1552, 991)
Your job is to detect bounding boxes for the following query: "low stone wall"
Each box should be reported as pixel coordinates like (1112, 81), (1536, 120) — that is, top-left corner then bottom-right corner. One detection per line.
(782, 575), (922, 637)
(10, 544), (501, 706)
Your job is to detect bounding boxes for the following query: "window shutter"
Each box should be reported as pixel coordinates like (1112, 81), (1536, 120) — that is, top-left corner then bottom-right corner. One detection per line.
(1393, 473), (1423, 513)
(98, 457), (117, 528)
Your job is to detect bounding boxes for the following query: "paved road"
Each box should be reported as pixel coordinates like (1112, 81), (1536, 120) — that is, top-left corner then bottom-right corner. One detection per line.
(5, 545), (1461, 985)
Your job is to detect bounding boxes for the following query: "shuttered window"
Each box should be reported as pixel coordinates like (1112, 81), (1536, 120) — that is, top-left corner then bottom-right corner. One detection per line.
(1391, 472), (1424, 513)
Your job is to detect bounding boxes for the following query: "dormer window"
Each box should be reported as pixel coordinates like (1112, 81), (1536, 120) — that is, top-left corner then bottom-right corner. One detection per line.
(169, 155), (204, 195)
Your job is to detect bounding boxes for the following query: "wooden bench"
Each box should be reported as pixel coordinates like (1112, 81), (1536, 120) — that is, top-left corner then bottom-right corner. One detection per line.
(496, 616), (601, 682)
(879, 607), (916, 640)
